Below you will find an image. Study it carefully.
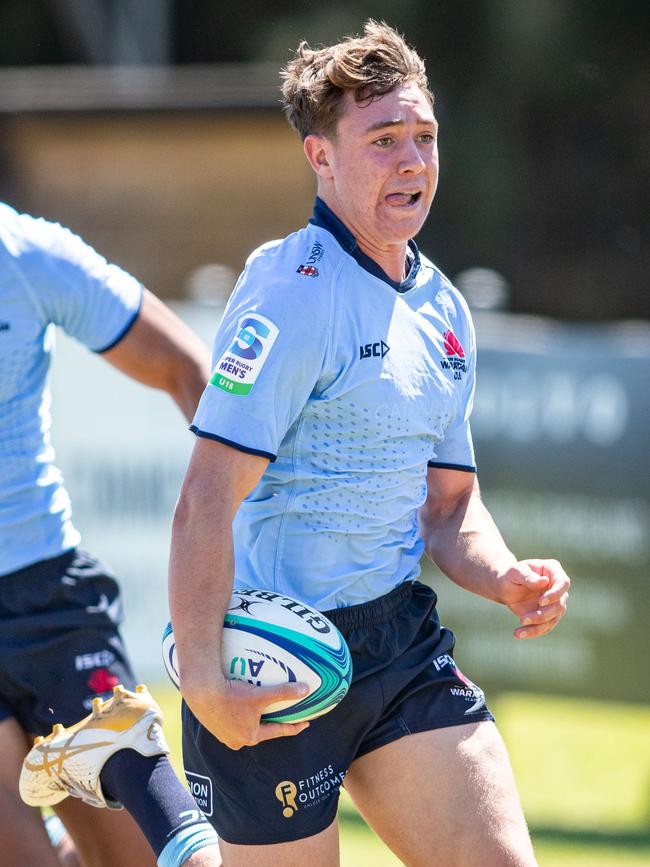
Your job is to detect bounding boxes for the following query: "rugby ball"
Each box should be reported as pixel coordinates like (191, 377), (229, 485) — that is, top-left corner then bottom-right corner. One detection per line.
(162, 588), (352, 723)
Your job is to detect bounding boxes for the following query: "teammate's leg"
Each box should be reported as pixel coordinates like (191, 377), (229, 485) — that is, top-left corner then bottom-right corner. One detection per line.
(44, 814), (83, 867)
(20, 684), (221, 867)
(54, 797), (157, 867)
(344, 721), (537, 867)
(55, 798), (220, 867)
(0, 716), (63, 867)
(217, 818), (339, 867)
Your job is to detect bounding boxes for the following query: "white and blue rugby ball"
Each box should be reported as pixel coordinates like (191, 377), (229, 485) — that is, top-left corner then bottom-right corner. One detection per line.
(162, 588), (352, 723)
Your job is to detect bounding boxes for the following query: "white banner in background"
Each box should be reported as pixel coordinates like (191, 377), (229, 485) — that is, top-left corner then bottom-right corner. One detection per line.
(51, 302), (222, 680)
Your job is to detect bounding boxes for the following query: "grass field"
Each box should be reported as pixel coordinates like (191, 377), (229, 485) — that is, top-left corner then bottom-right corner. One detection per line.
(153, 685), (650, 866)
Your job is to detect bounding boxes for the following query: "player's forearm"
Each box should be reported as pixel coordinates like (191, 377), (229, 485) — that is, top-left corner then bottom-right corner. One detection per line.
(168, 483), (235, 701)
(168, 440), (269, 718)
(421, 487), (517, 604)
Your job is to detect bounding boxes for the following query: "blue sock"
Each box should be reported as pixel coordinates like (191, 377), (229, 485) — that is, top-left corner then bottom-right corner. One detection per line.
(100, 750), (218, 861)
(43, 813), (67, 848)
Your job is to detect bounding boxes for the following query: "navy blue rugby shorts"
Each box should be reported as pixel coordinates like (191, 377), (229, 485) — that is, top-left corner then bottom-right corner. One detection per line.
(0, 549), (137, 733)
(181, 579), (494, 846)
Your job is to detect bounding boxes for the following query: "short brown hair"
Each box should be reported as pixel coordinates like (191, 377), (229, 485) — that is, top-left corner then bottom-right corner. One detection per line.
(280, 20), (433, 140)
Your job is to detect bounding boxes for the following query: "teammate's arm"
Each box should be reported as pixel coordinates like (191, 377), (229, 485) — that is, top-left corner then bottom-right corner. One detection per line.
(168, 437), (310, 749)
(101, 289), (211, 422)
(419, 467), (570, 638)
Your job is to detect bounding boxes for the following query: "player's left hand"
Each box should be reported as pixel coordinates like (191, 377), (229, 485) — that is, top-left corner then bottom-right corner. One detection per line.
(497, 559), (570, 639)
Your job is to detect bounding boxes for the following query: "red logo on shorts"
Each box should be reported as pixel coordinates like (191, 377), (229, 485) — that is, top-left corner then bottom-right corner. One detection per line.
(443, 330), (465, 358)
(87, 668), (119, 694)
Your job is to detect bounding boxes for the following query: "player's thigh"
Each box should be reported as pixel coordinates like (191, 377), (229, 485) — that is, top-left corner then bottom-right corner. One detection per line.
(0, 716), (62, 867)
(345, 721), (537, 867)
(54, 796), (157, 867)
(218, 817), (339, 867)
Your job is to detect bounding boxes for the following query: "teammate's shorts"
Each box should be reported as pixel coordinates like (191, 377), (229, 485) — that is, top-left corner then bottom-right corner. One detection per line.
(0, 548), (137, 733)
(182, 580), (494, 845)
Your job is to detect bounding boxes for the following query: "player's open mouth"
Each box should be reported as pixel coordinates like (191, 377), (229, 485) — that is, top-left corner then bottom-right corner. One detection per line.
(385, 192), (422, 207)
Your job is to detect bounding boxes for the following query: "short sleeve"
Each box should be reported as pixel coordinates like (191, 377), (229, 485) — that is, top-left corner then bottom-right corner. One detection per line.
(191, 236), (333, 461)
(14, 212), (143, 351)
(428, 298), (477, 473)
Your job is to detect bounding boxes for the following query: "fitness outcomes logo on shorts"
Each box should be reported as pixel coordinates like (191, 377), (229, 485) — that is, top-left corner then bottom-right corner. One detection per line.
(210, 312), (279, 396)
(275, 765), (346, 818)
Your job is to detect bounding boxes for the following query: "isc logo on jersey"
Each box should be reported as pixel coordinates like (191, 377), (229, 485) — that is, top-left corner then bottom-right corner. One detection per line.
(210, 312), (279, 396)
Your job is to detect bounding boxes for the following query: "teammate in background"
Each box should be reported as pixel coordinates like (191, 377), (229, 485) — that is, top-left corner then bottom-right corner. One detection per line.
(165, 21), (570, 867)
(44, 814), (83, 867)
(1, 202), (220, 866)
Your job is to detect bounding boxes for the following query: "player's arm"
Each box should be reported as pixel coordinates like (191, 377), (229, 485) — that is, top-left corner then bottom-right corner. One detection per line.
(101, 289), (211, 422)
(168, 437), (310, 749)
(419, 467), (570, 638)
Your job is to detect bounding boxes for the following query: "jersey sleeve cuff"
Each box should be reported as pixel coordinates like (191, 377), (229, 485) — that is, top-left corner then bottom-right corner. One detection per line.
(94, 286), (144, 353)
(189, 426), (277, 462)
(427, 460), (477, 473)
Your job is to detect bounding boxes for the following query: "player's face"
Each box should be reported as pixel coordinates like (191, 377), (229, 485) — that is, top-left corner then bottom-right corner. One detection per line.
(325, 81), (438, 250)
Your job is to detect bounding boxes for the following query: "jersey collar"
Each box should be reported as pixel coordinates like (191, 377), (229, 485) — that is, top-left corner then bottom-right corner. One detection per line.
(309, 197), (421, 293)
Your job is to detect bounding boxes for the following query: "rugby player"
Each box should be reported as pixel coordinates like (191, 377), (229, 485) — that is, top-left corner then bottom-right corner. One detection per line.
(19, 20), (572, 867)
(167, 21), (570, 867)
(2, 203), (220, 866)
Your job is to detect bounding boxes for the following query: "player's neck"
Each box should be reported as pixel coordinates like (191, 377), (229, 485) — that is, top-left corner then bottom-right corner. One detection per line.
(354, 235), (409, 283)
(317, 193), (410, 283)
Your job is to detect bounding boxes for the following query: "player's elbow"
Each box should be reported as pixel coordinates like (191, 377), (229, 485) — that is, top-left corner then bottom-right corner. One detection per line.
(166, 355), (211, 422)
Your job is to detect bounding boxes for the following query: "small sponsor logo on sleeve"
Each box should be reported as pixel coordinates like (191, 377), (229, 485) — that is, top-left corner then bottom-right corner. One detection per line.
(297, 264), (319, 277)
(210, 312), (279, 396)
(296, 241), (325, 277)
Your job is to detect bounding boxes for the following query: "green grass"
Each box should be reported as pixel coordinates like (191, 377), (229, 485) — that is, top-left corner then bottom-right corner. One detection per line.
(152, 685), (650, 866)
(494, 693), (650, 832)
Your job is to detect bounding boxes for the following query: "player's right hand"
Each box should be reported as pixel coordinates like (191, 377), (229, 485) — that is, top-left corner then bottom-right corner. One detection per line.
(184, 678), (311, 750)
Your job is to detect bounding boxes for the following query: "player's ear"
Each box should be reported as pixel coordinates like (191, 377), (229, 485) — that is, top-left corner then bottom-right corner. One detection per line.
(303, 134), (334, 179)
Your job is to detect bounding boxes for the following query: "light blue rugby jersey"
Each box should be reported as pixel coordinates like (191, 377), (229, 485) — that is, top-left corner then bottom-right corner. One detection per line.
(192, 198), (477, 610)
(0, 203), (143, 575)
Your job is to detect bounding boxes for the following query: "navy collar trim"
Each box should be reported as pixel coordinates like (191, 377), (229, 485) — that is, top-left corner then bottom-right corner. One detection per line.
(309, 197), (421, 292)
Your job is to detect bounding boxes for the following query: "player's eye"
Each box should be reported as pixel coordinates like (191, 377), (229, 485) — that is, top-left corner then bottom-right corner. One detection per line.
(418, 133), (436, 145)
(373, 136), (394, 148)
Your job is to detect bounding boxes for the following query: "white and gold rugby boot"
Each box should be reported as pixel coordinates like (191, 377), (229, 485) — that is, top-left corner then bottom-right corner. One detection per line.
(19, 683), (169, 809)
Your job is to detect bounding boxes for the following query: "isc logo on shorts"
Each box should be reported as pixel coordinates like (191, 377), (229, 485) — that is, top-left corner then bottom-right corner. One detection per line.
(185, 771), (213, 817)
(75, 650), (115, 671)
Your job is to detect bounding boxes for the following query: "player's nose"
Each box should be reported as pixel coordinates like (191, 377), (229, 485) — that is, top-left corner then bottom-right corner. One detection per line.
(397, 139), (427, 174)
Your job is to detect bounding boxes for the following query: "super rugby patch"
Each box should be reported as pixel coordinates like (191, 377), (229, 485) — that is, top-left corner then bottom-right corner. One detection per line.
(210, 312), (279, 396)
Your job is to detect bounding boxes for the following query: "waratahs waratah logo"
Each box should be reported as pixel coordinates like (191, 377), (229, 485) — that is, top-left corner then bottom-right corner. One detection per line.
(443, 330), (465, 358)
(440, 329), (467, 380)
